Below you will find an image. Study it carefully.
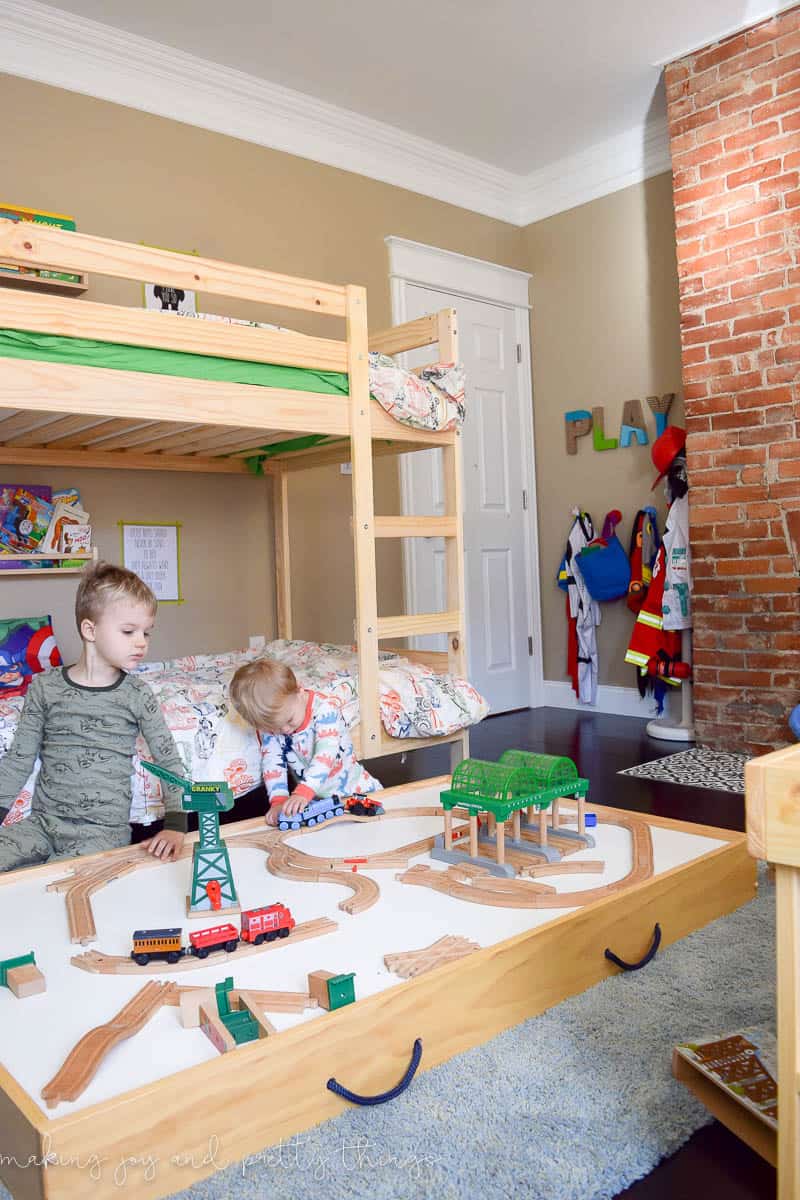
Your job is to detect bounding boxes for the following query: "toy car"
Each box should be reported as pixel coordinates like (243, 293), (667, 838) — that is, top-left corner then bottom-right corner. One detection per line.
(188, 923), (240, 959)
(131, 928), (184, 966)
(344, 795), (385, 817)
(239, 903), (295, 944)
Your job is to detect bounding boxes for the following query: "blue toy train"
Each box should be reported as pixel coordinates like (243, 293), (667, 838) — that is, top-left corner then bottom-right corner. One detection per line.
(277, 793), (384, 831)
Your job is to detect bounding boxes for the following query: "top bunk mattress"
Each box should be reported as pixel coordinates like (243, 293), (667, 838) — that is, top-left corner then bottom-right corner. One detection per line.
(0, 328), (465, 436)
(0, 639), (488, 827)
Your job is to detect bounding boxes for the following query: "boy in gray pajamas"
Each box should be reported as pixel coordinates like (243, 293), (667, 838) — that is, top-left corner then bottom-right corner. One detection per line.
(0, 561), (188, 871)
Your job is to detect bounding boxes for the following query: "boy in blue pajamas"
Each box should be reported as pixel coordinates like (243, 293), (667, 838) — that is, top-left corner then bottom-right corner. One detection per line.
(229, 659), (381, 826)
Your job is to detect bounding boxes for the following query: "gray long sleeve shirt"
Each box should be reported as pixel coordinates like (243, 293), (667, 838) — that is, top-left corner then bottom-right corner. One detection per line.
(0, 668), (187, 831)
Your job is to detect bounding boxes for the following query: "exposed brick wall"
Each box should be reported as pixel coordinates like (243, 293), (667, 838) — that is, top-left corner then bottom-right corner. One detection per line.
(665, 6), (800, 753)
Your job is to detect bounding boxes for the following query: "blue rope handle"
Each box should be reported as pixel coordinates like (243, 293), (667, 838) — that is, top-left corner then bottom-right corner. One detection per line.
(327, 1038), (423, 1106)
(604, 923), (662, 972)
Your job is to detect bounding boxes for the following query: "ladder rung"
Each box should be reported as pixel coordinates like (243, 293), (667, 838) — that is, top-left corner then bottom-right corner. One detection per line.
(376, 612), (461, 640)
(374, 516), (457, 538)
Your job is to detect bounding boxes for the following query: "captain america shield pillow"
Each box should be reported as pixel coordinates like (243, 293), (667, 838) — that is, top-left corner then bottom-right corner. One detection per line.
(0, 615), (62, 698)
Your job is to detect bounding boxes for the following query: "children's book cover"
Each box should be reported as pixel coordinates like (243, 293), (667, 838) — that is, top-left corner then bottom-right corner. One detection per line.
(0, 484), (53, 568)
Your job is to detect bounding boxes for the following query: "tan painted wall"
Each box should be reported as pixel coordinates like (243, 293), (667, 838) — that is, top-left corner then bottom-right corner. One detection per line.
(522, 174), (684, 689)
(1, 74), (684, 693)
(0, 72), (525, 658)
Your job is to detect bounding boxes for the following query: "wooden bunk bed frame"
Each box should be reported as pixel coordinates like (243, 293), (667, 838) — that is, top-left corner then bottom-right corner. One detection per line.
(0, 217), (470, 766)
(746, 744), (800, 1199)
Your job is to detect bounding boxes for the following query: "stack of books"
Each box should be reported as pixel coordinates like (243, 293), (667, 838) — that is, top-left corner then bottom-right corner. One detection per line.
(0, 485), (91, 569)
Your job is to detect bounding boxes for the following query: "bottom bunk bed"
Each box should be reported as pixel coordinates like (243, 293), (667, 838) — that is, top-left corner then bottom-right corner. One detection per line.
(0, 640), (489, 827)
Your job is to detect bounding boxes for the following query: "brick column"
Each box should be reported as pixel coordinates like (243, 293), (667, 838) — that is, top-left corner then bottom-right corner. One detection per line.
(665, 6), (800, 753)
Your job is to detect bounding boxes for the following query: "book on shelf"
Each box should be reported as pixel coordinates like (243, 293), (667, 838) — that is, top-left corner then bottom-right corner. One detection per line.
(0, 204), (81, 283)
(674, 1030), (778, 1130)
(0, 484), (53, 569)
(40, 499), (89, 555)
(0, 487), (55, 562)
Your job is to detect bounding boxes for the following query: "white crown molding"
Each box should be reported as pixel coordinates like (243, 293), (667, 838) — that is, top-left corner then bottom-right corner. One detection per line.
(515, 119), (672, 226)
(386, 237), (531, 309)
(1, 0), (672, 229)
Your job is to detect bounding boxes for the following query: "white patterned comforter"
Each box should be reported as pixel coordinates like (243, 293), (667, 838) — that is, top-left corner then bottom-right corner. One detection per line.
(0, 640), (488, 826)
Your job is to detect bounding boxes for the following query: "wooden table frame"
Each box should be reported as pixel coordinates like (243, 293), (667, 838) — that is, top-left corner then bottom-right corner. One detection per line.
(0, 793), (755, 1200)
(746, 744), (800, 1199)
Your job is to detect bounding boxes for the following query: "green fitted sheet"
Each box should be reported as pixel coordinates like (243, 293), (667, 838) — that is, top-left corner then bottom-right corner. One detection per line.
(0, 327), (350, 396)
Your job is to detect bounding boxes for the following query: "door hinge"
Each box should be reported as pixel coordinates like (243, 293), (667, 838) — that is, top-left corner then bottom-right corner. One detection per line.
(528, 636), (534, 656)
(516, 343), (522, 363)
(522, 489), (528, 510)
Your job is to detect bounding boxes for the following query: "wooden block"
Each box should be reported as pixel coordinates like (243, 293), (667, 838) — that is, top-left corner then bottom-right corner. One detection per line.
(179, 987), (214, 1029)
(199, 1004), (236, 1055)
(307, 970), (336, 1011)
(6, 964), (45, 998)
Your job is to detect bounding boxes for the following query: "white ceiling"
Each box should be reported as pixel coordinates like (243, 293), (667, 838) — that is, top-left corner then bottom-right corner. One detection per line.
(1, 0), (795, 222)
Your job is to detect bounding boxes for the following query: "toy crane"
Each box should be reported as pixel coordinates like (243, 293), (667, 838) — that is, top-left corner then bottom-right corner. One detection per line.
(141, 761), (239, 916)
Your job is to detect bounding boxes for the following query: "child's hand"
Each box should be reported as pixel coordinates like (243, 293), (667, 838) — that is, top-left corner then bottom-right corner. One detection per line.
(142, 829), (185, 861)
(265, 805), (281, 827)
(283, 791), (310, 818)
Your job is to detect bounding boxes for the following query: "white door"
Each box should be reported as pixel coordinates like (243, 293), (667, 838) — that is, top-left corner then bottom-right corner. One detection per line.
(400, 284), (536, 713)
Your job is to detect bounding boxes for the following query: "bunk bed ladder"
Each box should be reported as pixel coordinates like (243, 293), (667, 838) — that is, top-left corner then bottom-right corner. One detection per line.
(273, 304), (469, 771)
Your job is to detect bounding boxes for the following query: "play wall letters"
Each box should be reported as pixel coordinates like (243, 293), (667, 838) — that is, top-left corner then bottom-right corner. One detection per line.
(564, 394), (675, 456)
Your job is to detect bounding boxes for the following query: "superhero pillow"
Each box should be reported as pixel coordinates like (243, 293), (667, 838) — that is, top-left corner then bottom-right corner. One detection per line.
(0, 615), (62, 698)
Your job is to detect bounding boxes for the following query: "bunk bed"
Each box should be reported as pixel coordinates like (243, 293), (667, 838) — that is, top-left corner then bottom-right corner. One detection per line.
(745, 744), (800, 1200)
(0, 217), (479, 815)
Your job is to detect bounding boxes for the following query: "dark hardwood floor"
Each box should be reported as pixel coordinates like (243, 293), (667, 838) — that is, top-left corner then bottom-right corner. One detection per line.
(184, 706), (776, 1199)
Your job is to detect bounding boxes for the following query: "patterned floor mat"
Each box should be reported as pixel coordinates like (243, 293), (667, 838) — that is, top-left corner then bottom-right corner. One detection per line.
(618, 747), (750, 794)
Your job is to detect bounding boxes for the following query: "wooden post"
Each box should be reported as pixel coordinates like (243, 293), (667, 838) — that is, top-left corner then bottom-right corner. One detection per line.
(273, 469), (292, 639)
(443, 809), (453, 852)
(776, 864), (800, 1200)
(496, 818), (505, 867)
(512, 810), (521, 842)
(469, 815), (478, 859)
(539, 808), (548, 849)
(347, 285), (380, 751)
(576, 794), (586, 836)
(439, 308), (467, 775)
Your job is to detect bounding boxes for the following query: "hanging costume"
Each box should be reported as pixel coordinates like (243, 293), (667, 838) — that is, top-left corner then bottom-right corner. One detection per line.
(625, 542), (682, 712)
(627, 506), (660, 613)
(661, 493), (692, 631)
(557, 510), (601, 705)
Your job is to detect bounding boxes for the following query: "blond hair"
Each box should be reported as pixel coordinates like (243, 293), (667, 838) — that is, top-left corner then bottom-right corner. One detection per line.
(75, 560), (157, 628)
(229, 658), (298, 730)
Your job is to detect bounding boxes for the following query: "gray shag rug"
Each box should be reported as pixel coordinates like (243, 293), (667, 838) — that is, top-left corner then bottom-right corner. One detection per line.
(0, 872), (775, 1200)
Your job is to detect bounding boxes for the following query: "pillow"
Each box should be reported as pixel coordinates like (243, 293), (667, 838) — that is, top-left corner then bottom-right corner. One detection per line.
(0, 615), (62, 698)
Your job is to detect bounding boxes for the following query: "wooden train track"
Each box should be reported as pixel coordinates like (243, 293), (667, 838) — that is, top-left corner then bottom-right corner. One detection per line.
(384, 935), (480, 978)
(70, 917), (337, 975)
(41, 981), (177, 1108)
(166, 986), (319, 1013)
(49, 804), (449, 944)
(266, 842), (379, 915)
(397, 815), (654, 909)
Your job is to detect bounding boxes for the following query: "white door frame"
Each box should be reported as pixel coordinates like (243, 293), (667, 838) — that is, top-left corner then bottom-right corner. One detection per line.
(385, 235), (545, 709)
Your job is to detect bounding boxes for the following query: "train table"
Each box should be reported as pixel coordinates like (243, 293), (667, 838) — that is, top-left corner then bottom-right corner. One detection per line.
(0, 774), (756, 1200)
